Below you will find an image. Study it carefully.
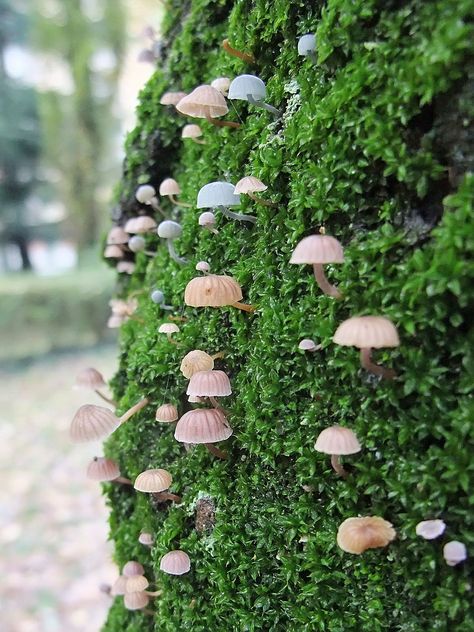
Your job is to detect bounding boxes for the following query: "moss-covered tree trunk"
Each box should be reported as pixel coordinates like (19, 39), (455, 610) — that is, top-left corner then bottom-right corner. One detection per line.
(103, 1), (473, 629)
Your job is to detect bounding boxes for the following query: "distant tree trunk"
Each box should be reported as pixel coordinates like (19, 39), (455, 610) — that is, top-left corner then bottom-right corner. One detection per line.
(9, 231), (32, 270)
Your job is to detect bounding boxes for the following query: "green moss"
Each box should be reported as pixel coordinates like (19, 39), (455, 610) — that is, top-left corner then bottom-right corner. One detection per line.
(102, 0), (473, 629)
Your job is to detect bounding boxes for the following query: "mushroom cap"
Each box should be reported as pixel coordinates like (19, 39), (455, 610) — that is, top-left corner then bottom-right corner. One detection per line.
(196, 261), (210, 272)
(125, 575), (149, 593)
(160, 550), (191, 575)
(70, 404), (120, 443)
(107, 314), (125, 328)
(198, 211), (216, 227)
(138, 532), (154, 546)
(124, 216), (157, 234)
(228, 74), (266, 102)
(180, 350), (214, 378)
(210, 77), (231, 96)
(333, 316), (400, 349)
(415, 519), (446, 540)
(337, 516), (396, 554)
(159, 178), (181, 196)
(160, 90), (187, 105)
(110, 575), (128, 596)
(298, 33), (316, 55)
(158, 323), (180, 335)
(116, 261), (136, 275)
(314, 426), (361, 455)
(124, 591), (149, 610)
(135, 184), (156, 204)
(187, 370), (232, 397)
(234, 176), (268, 195)
(75, 367), (106, 390)
(123, 561), (144, 577)
(134, 468), (172, 493)
(298, 338), (317, 351)
(104, 245), (124, 259)
(184, 274), (243, 307)
(290, 235), (344, 265)
(110, 298), (137, 317)
(151, 289), (165, 304)
(188, 395), (203, 403)
(175, 408), (232, 444)
(107, 226), (129, 245)
(176, 85), (228, 118)
(197, 181), (240, 209)
(157, 220), (182, 239)
(443, 541), (467, 566)
(128, 236), (146, 253)
(155, 403), (178, 423)
(182, 123), (203, 138)
(86, 456), (121, 481)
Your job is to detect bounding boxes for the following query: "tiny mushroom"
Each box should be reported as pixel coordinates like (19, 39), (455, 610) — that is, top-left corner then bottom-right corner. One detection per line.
(107, 314), (125, 328)
(196, 261), (211, 273)
(159, 178), (192, 208)
(197, 181), (256, 224)
(150, 289), (173, 310)
(314, 426), (361, 478)
(124, 215), (157, 234)
(134, 468), (181, 503)
(158, 322), (180, 343)
(70, 399), (149, 443)
(139, 532), (154, 547)
(123, 561), (144, 577)
(107, 226), (129, 245)
(125, 575), (149, 593)
(175, 408), (232, 459)
(234, 176), (276, 207)
(124, 591), (150, 611)
(116, 261), (136, 275)
(180, 350), (215, 378)
(210, 77), (231, 96)
(290, 234), (344, 298)
(75, 367), (116, 406)
(415, 519), (446, 540)
(181, 123), (206, 144)
(157, 220), (188, 265)
(155, 403), (179, 423)
(86, 456), (132, 485)
(228, 74), (281, 118)
(110, 575), (128, 596)
(443, 541), (467, 566)
(298, 338), (320, 352)
(333, 316), (400, 379)
(187, 369), (231, 410)
(160, 91), (187, 106)
(128, 235), (146, 253)
(198, 211), (218, 233)
(176, 85), (240, 128)
(104, 244), (124, 259)
(298, 33), (317, 62)
(337, 517), (396, 554)
(222, 38), (255, 64)
(135, 184), (163, 214)
(160, 550), (191, 576)
(184, 274), (255, 312)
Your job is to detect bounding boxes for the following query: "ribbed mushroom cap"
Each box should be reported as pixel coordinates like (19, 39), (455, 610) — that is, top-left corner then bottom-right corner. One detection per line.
(175, 408), (232, 444)
(155, 403), (178, 423)
(298, 338), (317, 351)
(124, 216), (157, 234)
(210, 77), (231, 95)
(160, 91), (187, 105)
(134, 468), (172, 493)
(415, 519), (446, 540)
(196, 261), (211, 273)
(139, 532), (154, 546)
(184, 275), (243, 307)
(86, 456), (121, 481)
(228, 74), (266, 101)
(197, 182), (240, 208)
(107, 226), (129, 245)
(187, 370), (232, 397)
(337, 517), (396, 554)
(116, 261), (136, 275)
(135, 184), (156, 204)
(70, 405), (120, 443)
(198, 211), (216, 227)
(333, 316), (400, 349)
(158, 323), (180, 335)
(290, 235), (344, 264)
(160, 550), (191, 575)
(76, 367), (106, 390)
(182, 123), (203, 138)
(298, 33), (316, 55)
(110, 575), (128, 596)
(159, 178), (181, 196)
(104, 245), (124, 259)
(443, 541), (467, 566)
(123, 561), (144, 577)
(234, 176), (268, 195)
(180, 350), (214, 378)
(314, 426), (361, 455)
(124, 591), (149, 610)
(107, 314), (125, 328)
(157, 220), (182, 239)
(176, 85), (228, 118)
(125, 575), (149, 593)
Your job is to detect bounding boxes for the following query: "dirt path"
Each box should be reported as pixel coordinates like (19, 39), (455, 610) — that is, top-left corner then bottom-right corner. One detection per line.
(0, 347), (118, 632)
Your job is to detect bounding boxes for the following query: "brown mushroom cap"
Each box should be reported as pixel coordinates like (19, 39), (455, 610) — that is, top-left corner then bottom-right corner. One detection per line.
(184, 274), (243, 307)
(180, 350), (214, 378)
(182, 123), (203, 138)
(125, 575), (149, 593)
(337, 516), (396, 554)
(110, 575), (128, 596)
(187, 370), (231, 397)
(70, 405), (120, 443)
(159, 550), (191, 575)
(290, 235), (344, 264)
(107, 226), (129, 245)
(155, 404), (179, 423)
(314, 426), (361, 455)
(176, 85), (229, 118)
(124, 216), (157, 234)
(160, 91), (187, 105)
(123, 561), (144, 577)
(124, 591), (150, 610)
(175, 408), (232, 444)
(75, 367), (106, 390)
(159, 178), (181, 196)
(86, 456), (121, 481)
(333, 316), (400, 349)
(158, 323), (180, 335)
(234, 176), (268, 195)
(134, 469), (172, 493)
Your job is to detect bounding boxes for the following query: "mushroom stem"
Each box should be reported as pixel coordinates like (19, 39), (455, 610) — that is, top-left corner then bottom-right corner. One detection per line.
(360, 348), (396, 380)
(246, 95), (282, 118)
(167, 240), (188, 265)
(222, 38), (255, 64)
(169, 194), (192, 208)
(113, 476), (133, 485)
(205, 113), (240, 128)
(204, 225), (219, 234)
(247, 192), (277, 207)
(191, 138), (206, 145)
(169, 315), (187, 322)
(130, 315), (146, 325)
(166, 334), (178, 345)
(145, 591), (162, 597)
(119, 398), (149, 424)
(149, 198), (166, 217)
(204, 443), (228, 459)
(209, 396), (229, 415)
(152, 491), (182, 503)
(219, 205), (256, 224)
(330, 454), (348, 478)
(232, 302), (256, 312)
(211, 352), (225, 360)
(144, 250), (157, 257)
(94, 390), (117, 407)
(160, 304), (173, 311)
(143, 608), (154, 616)
(313, 264), (342, 299)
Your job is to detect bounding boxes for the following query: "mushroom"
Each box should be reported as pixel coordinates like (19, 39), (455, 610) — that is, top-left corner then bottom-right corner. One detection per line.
(298, 33), (317, 62)
(123, 561), (145, 577)
(298, 338), (321, 352)
(221, 38), (255, 64)
(139, 532), (154, 547)
(443, 541), (467, 566)
(70, 399), (149, 443)
(75, 367), (116, 406)
(176, 85), (240, 128)
(196, 261), (210, 273)
(158, 322), (180, 343)
(86, 456), (132, 485)
(159, 178), (192, 208)
(228, 74), (281, 118)
(180, 350), (215, 378)
(181, 124), (206, 144)
(125, 575), (149, 593)
(135, 185), (163, 214)
(107, 226), (129, 245)
(104, 245), (124, 259)
(160, 91), (187, 106)
(150, 289), (173, 310)
(290, 234), (344, 298)
(116, 261), (136, 275)
(199, 211), (218, 233)
(187, 370), (231, 410)
(174, 408), (232, 459)
(314, 426), (361, 477)
(337, 517), (396, 554)
(155, 403), (178, 423)
(415, 519), (446, 540)
(160, 550), (191, 575)
(333, 316), (400, 379)
(157, 220), (188, 265)
(184, 274), (255, 312)
(210, 77), (231, 96)
(107, 314), (125, 328)
(234, 176), (276, 207)
(197, 181), (256, 224)
(124, 591), (150, 611)
(134, 468), (182, 503)
(124, 216), (157, 234)
(110, 575), (128, 596)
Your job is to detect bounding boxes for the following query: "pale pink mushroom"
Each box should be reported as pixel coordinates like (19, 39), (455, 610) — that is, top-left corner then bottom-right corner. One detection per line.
(159, 550), (191, 575)
(75, 367), (116, 406)
(70, 399), (149, 443)
(443, 541), (467, 566)
(155, 404), (179, 423)
(159, 178), (192, 208)
(314, 426), (361, 478)
(290, 234), (344, 298)
(186, 370), (231, 410)
(134, 469), (181, 503)
(86, 456), (131, 485)
(175, 408), (232, 459)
